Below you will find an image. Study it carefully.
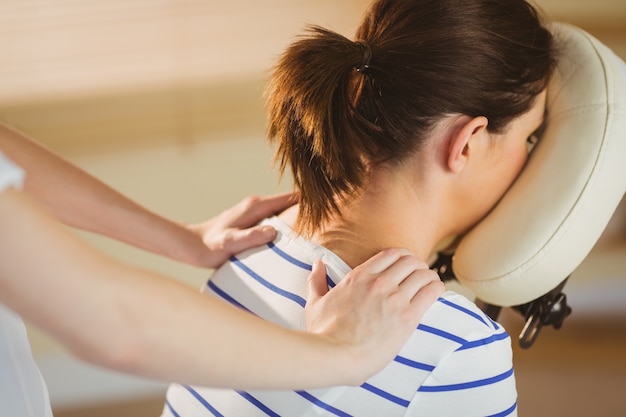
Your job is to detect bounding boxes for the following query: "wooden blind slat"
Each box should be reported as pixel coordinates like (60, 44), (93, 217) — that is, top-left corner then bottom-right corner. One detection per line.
(0, 0), (366, 106)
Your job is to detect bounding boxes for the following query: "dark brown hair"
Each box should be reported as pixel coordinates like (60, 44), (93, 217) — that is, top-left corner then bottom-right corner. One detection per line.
(267, 0), (556, 235)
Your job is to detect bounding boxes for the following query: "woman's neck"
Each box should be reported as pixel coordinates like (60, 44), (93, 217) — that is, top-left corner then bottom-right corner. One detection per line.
(281, 168), (451, 269)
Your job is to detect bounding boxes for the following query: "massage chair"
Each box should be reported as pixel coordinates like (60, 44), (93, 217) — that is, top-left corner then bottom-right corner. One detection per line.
(433, 23), (626, 348)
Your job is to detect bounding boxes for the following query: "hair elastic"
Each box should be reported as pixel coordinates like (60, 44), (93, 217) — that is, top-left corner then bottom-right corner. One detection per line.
(355, 40), (372, 73)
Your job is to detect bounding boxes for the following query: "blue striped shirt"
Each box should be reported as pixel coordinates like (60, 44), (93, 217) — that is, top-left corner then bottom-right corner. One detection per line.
(162, 217), (517, 417)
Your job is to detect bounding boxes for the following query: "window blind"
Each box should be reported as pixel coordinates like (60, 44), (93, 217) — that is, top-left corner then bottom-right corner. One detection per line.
(0, 0), (366, 106)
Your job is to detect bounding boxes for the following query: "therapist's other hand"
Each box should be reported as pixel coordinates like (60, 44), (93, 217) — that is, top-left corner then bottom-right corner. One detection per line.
(305, 248), (444, 385)
(188, 192), (295, 269)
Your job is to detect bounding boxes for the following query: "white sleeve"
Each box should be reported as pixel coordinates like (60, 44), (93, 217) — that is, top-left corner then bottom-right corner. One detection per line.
(404, 335), (518, 417)
(0, 152), (25, 193)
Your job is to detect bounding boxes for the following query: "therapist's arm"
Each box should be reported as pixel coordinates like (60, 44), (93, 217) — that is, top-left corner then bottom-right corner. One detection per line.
(0, 122), (289, 268)
(0, 187), (443, 389)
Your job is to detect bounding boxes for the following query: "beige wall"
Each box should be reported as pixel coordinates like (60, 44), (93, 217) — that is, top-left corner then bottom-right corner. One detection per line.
(0, 0), (624, 411)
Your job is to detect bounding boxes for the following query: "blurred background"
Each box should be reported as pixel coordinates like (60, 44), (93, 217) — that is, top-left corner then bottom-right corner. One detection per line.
(0, 0), (624, 416)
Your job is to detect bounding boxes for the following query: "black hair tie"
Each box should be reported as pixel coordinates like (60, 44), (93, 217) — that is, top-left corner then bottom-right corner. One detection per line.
(355, 40), (372, 74)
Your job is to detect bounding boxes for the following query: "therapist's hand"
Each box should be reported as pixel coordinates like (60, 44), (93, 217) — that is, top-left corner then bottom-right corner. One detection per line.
(188, 192), (295, 269)
(305, 248), (444, 384)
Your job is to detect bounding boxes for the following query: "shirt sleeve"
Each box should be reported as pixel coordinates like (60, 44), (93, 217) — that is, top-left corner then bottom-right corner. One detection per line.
(404, 332), (518, 417)
(0, 152), (25, 193)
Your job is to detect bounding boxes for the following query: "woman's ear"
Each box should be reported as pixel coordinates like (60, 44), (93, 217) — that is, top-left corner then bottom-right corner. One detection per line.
(447, 116), (489, 173)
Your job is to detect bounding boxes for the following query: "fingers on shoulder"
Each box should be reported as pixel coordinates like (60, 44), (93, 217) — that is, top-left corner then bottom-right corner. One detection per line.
(356, 248), (429, 275)
(407, 279), (445, 315)
(305, 259), (329, 300)
(230, 193), (295, 226)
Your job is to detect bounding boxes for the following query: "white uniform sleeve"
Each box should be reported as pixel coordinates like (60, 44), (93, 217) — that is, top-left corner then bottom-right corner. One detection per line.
(0, 151), (25, 193)
(404, 334), (518, 417)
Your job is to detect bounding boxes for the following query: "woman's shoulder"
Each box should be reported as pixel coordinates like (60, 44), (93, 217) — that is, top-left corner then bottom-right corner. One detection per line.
(423, 290), (508, 339)
(400, 290), (511, 362)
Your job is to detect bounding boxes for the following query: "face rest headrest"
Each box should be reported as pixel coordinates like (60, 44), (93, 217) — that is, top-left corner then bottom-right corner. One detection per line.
(451, 22), (626, 307)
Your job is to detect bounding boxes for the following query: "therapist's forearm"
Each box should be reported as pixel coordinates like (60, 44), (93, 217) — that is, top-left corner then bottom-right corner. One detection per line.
(0, 123), (209, 265)
(0, 188), (364, 389)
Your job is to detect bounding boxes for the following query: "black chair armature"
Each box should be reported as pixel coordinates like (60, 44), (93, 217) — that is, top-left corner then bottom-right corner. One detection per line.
(433, 23), (626, 348)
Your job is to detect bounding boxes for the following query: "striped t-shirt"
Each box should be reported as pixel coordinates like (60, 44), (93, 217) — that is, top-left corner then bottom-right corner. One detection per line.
(162, 216), (518, 417)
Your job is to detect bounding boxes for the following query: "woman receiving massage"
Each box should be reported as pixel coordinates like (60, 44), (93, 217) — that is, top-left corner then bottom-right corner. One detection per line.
(162, 0), (556, 415)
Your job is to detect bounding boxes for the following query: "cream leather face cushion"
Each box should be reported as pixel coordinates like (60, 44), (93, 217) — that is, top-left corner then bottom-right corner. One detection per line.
(452, 23), (626, 307)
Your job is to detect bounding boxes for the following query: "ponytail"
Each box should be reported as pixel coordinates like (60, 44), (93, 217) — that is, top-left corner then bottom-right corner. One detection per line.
(267, 26), (376, 235)
(267, 0), (555, 236)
